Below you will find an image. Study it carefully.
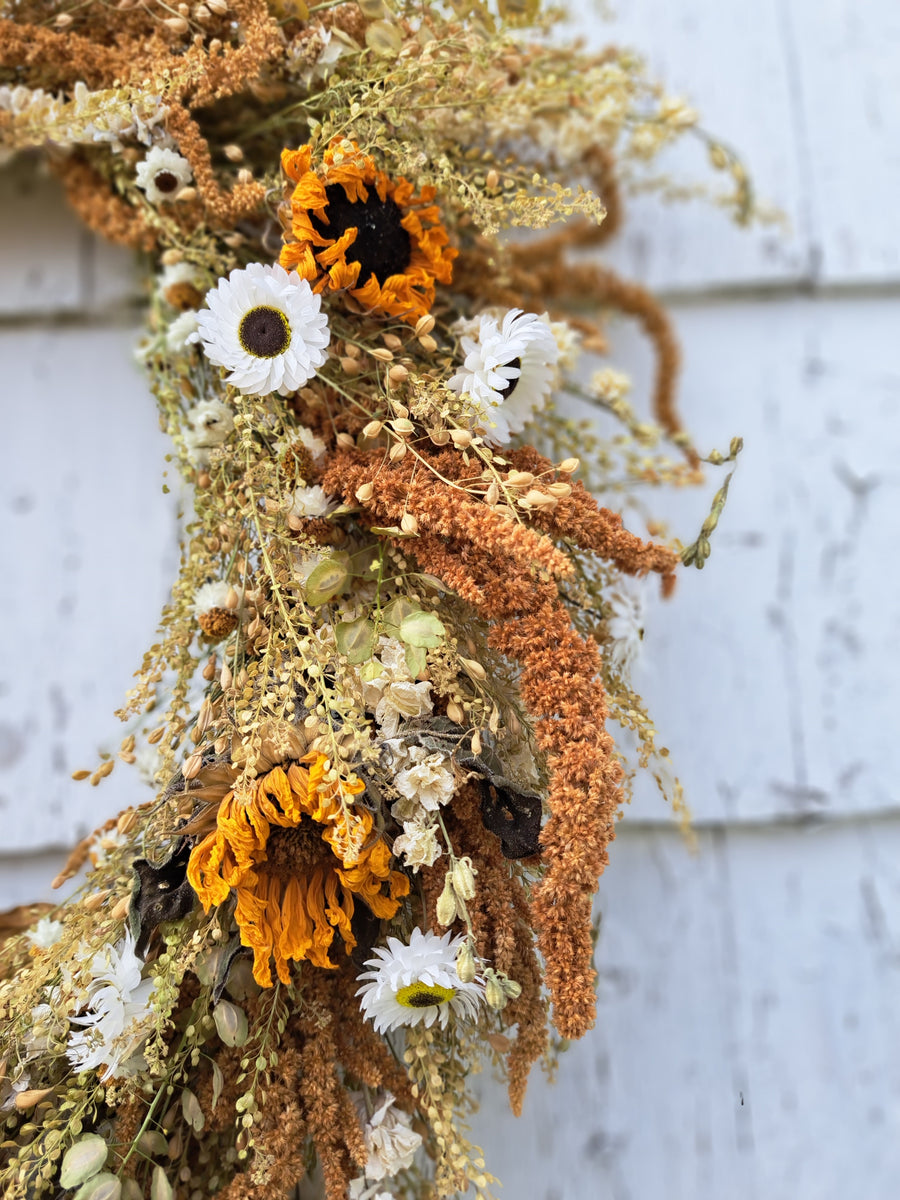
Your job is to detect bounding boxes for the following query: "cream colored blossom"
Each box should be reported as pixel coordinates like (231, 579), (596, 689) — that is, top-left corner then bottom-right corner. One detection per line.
(393, 821), (442, 871)
(362, 639), (433, 739)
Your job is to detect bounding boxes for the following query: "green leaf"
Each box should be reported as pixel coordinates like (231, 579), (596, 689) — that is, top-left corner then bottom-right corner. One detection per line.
(60, 1135), (107, 1189)
(74, 1175), (121, 1200)
(335, 617), (377, 665)
(382, 595), (419, 635)
(304, 558), (349, 606)
(399, 610), (446, 648)
(213, 1000), (249, 1048)
(181, 1088), (205, 1133)
(150, 1166), (173, 1200)
(404, 644), (427, 677)
(211, 1061), (224, 1110)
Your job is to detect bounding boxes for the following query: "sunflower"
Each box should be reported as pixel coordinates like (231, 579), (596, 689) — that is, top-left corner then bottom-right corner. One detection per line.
(279, 139), (457, 324)
(187, 754), (410, 987)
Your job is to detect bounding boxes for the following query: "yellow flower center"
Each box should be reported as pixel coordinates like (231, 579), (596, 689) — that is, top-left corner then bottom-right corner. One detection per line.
(239, 305), (291, 358)
(395, 981), (456, 1009)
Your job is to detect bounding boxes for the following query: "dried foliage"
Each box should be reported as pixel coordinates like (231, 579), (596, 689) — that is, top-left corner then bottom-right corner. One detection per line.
(0, 1), (745, 1197)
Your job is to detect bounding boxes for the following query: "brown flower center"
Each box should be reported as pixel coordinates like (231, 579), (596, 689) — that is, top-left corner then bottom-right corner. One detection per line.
(312, 185), (412, 287)
(154, 170), (180, 195)
(239, 305), (291, 358)
(264, 818), (329, 879)
(497, 356), (522, 400)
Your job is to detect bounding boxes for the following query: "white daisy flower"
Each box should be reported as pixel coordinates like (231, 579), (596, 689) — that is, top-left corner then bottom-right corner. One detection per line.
(357, 928), (484, 1034)
(25, 916), (64, 949)
(355, 1091), (422, 1182)
(288, 483), (336, 520)
(193, 262), (330, 397)
(135, 146), (193, 204)
(448, 308), (559, 445)
(605, 576), (647, 676)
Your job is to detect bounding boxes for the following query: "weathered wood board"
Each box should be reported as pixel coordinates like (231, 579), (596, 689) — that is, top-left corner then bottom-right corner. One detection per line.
(472, 819), (900, 1200)
(0, 325), (179, 852)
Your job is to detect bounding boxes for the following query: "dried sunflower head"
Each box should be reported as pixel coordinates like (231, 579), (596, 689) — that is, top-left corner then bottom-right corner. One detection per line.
(279, 139), (457, 324)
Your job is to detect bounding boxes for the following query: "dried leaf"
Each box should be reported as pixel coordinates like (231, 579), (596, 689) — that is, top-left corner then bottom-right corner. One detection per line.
(335, 616), (377, 664)
(399, 610), (445, 648)
(365, 19), (402, 57)
(60, 1135), (107, 1188)
(304, 557), (349, 605)
(129, 836), (196, 957)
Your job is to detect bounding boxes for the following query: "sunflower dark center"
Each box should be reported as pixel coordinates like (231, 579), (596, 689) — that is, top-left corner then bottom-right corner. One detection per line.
(239, 305), (291, 359)
(497, 357), (522, 400)
(264, 819), (328, 879)
(153, 170), (180, 195)
(311, 184), (412, 287)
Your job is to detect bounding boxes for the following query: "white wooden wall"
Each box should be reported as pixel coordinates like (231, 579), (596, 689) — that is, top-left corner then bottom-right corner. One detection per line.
(1, 1), (899, 1195)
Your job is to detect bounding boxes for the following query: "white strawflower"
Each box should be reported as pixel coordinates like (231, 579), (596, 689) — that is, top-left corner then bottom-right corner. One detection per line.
(167, 310), (201, 352)
(357, 929), (484, 1034)
(67, 932), (156, 1080)
(183, 397), (235, 466)
(362, 639), (433, 740)
(25, 916), (64, 949)
(448, 308), (559, 445)
(605, 576), (647, 676)
(356, 1092), (422, 1181)
(193, 263), (330, 396)
(193, 580), (234, 617)
(135, 146), (192, 204)
(288, 484), (336, 519)
(392, 821), (441, 872)
(277, 425), (328, 466)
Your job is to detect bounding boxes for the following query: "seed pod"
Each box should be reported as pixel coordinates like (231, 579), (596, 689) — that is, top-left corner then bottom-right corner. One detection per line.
(436, 875), (458, 926)
(400, 513), (419, 534)
(452, 856), (477, 901)
(446, 699), (465, 724)
(484, 975), (507, 1011)
(362, 420), (384, 439)
(501, 976), (523, 1001)
(183, 752), (203, 780)
(559, 457), (580, 474)
(456, 939), (477, 983)
(450, 429), (472, 448)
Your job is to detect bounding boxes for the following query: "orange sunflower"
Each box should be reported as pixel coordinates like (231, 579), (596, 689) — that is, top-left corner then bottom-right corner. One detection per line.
(279, 139), (457, 324)
(187, 754), (409, 987)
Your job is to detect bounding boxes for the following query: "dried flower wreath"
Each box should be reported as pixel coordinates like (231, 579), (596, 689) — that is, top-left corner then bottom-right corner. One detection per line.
(0, 1), (746, 1197)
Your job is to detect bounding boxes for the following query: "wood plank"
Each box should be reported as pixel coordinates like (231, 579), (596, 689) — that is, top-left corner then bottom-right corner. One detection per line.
(472, 820), (900, 1200)
(0, 325), (179, 852)
(564, 0), (809, 290)
(590, 293), (900, 823)
(785, 0), (900, 283)
(0, 158), (86, 315)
